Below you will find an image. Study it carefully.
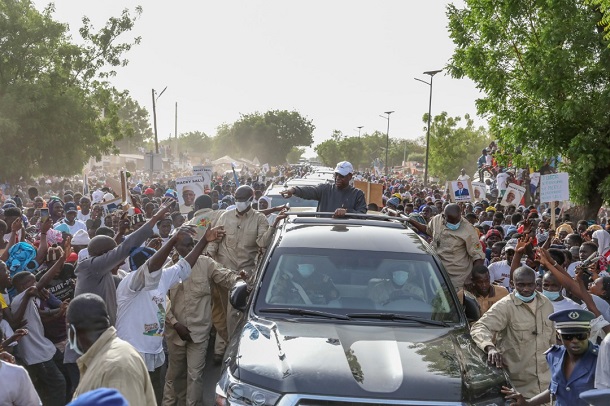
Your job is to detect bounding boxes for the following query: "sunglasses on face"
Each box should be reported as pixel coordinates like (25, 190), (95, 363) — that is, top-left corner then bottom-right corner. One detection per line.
(560, 333), (588, 341)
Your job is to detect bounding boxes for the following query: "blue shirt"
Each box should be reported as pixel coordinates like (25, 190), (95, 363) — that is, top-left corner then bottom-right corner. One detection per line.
(546, 343), (599, 406)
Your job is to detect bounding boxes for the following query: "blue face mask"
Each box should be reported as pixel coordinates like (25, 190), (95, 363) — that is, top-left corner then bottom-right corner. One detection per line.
(446, 221), (461, 231)
(515, 291), (536, 303)
(542, 290), (561, 301)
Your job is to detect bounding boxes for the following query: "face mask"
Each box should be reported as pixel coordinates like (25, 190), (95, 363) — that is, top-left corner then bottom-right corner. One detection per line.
(297, 264), (315, 278)
(392, 271), (409, 286)
(235, 198), (252, 213)
(68, 324), (84, 356)
(542, 290), (561, 301)
(515, 291), (536, 303)
(446, 221), (461, 231)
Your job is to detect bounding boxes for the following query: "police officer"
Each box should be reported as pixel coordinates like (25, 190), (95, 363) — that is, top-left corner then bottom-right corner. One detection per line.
(502, 309), (598, 406)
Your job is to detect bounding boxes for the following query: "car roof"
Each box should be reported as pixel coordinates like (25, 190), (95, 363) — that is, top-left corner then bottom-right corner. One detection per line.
(276, 214), (432, 254)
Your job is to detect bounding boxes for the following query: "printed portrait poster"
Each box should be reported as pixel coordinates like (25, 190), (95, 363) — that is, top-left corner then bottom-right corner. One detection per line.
(176, 176), (205, 214)
(500, 183), (526, 207)
(450, 180), (473, 203)
(471, 182), (487, 202)
(100, 198), (122, 215)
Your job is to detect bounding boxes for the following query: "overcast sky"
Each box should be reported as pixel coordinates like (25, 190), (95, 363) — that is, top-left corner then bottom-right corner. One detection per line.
(33, 0), (482, 157)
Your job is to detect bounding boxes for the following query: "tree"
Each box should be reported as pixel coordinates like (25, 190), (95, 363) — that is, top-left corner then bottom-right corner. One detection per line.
(0, 1), (141, 181)
(425, 112), (490, 182)
(114, 94), (153, 153)
(286, 147), (305, 164)
(447, 0), (610, 218)
(588, 0), (610, 42)
(216, 110), (315, 164)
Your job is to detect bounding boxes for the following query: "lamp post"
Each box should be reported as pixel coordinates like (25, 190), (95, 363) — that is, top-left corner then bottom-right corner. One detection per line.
(356, 126), (363, 138)
(415, 69), (442, 187)
(151, 86), (167, 154)
(380, 111), (394, 176)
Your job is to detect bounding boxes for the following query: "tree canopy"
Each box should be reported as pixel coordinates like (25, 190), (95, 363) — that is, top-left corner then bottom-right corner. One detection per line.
(315, 131), (424, 170)
(213, 110), (315, 165)
(426, 112), (490, 182)
(0, 0), (141, 181)
(447, 0), (610, 218)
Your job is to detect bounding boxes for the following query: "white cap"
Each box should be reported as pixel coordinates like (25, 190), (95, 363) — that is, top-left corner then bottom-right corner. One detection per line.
(103, 192), (115, 202)
(72, 229), (91, 246)
(91, 190), (104, 204)
(334, 161), (354, 176)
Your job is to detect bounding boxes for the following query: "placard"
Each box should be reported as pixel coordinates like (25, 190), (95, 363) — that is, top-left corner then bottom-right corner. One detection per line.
(193, 165), (213, 189)
(500, 183), (526, 207)
(471, 182), (487, 202)
(540, 173), (569, 203)
(354, 180), (383, 210)
(176, 176), (205, 214)
(449, 180), (473, 203)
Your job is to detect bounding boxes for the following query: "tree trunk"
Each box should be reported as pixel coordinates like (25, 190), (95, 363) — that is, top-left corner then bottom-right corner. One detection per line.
(582, 166), (609, 221)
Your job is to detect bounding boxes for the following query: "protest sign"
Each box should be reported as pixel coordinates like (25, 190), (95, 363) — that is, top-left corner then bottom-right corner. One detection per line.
(176, 176), (205, 214)
(500, 183), (526, 206)
(540, 173), (569, 203)
(471, 182), (487, 202)
(193, 165), (213, 189)
(100, 198), (122, 215)
(449, 180), (473, 203)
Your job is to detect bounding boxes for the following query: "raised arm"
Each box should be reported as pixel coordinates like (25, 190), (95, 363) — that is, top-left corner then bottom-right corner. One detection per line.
(37, 237), (71, 290)
(34, 219), (52, 265)
(0, 218), (22, 262)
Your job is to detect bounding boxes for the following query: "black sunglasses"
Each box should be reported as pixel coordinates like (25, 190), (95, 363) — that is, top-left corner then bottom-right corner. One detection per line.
(560, 332), (588, 341)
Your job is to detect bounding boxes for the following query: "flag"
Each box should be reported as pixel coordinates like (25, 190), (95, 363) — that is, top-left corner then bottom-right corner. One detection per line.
(231, 163), (240, 186)
(83, 172), (89, 196)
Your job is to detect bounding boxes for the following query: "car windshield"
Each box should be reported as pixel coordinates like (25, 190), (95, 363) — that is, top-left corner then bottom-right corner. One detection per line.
(265, 193), (318, 208)
(255, 248), (460, 323)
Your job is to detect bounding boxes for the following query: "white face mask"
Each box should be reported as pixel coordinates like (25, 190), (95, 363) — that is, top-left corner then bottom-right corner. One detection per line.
(392, 270), (409, 286)
(235, 198), (252, 213)
(297, 264), (315, 278)
(68, 324), (84, 356)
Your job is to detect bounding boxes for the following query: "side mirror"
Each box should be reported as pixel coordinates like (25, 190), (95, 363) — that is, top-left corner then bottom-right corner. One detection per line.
(230, 280), (249, 312)
(463, 294), (481, 323)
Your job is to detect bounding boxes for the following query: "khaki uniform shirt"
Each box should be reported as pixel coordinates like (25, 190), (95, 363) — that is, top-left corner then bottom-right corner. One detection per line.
(206, 208), (275, 273)
(186, 208), (223, 241)
(471, 292), (555, 398)
(165, 256), (240, 345)
(475, 285), (509, 315)
(426, 214), (485, 289)
(74, 327), (156, 406)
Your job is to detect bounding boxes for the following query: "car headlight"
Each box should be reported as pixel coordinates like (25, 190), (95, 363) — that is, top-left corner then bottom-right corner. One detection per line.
(216, 369), (281, 406)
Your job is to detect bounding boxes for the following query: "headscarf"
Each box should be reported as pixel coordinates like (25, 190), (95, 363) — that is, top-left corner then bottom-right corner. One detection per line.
(258, 196), (272, 208)
(592, 229), (610, 255)
(556, 223), (574, 235)
(47, 198), (64, 223)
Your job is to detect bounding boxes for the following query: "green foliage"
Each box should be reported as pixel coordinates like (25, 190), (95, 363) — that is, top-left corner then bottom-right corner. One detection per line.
(314, 131), (424, 170)
(426, 112), (490, 182)
(0, 0), (141, 181)
(447, 0), (610, 217)
(114, 94), (153, 153)
(212, 110), (315, 164)
(407, 152), (425, 164)
(588, 0), (610, 42)
(286, 147), (305, 164)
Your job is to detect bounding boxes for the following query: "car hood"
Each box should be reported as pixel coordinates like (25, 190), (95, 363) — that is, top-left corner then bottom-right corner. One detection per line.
(229, 318), (505, 402)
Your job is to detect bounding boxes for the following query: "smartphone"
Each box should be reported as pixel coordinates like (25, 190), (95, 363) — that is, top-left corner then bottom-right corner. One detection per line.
(40, 208), (49, 224)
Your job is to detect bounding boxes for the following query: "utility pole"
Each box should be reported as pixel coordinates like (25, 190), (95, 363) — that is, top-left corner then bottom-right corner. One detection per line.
(175, 102), (178, 166)
(152, 89), (159, 154)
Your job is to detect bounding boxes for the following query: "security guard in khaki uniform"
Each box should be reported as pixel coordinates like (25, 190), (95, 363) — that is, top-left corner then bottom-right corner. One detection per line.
(502, 309), (598, 406)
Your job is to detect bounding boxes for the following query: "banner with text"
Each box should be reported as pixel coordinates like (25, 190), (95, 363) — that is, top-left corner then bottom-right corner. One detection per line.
(540, 173), (569, 203)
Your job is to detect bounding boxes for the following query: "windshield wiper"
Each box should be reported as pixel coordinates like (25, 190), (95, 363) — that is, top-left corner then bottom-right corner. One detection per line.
(259, 307), (351, 320)
(346, 313), (449, 327)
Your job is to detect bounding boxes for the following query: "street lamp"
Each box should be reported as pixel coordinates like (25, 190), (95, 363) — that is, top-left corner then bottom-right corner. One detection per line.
(379, 111), (394, 176)
(151, 86), (167, 154)
(415, 69), (442, 187)
(356, 126), (363, 138)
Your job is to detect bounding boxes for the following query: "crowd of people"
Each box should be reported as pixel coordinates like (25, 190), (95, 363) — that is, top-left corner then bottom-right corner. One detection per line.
(0, 158), (609, 405)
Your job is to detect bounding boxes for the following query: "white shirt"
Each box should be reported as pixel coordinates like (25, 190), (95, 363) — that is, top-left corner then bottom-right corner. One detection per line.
(0, 319), (16, 347)
(76, 210), (91, 222)
(488, 260), (511, 288)
(496, 173), (509, 191)
(596, 334), (610, 389)
(457, 174), (471, 181)
(10, 292), (57, 365)
(65, 220), (87, 235)
(549, 296), (581, 313)
(116, 258), (191, 370)
(0, 360), (42, 405)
